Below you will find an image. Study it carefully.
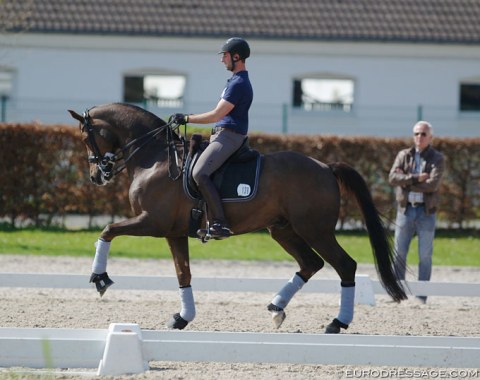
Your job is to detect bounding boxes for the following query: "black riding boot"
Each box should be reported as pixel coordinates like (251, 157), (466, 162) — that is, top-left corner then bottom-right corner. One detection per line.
(196, 176), (232, 239)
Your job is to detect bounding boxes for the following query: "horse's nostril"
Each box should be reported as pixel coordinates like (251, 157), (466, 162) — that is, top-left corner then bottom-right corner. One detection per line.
(90, 176), (96, 183)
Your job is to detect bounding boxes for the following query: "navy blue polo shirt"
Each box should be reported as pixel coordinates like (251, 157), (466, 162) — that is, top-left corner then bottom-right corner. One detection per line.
(216, 71), (253, 135)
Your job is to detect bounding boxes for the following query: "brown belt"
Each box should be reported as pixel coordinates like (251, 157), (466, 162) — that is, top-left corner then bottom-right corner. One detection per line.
(408, 202), (425, 208)
(212, 126), (245, 135)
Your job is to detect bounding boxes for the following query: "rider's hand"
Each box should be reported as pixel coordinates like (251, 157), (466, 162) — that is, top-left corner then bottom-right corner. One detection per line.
(171, 113), (189, 125)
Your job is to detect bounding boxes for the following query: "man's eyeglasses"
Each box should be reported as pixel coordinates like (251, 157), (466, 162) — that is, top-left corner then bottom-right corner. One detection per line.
(414, 132), (427, 137)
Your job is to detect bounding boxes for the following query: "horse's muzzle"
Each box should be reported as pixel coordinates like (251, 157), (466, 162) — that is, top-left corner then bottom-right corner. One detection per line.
(90, 170), (108, 186)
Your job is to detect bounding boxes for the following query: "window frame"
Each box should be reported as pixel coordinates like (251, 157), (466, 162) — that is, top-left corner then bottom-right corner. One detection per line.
(292, 73), (355, 113)
(123, 69), (187, 108)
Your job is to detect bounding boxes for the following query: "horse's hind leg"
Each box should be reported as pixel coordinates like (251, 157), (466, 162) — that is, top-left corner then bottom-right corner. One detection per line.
(300, 231), (358, 334)
(267, 225), (325, 328)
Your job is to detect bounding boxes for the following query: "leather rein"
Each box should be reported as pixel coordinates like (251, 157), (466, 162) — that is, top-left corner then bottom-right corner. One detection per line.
(81, 109), (187, 181)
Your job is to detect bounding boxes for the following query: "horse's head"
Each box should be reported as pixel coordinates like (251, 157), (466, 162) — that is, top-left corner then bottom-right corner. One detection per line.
(69, 108), (121, 186)
(70, 103), (183, 186)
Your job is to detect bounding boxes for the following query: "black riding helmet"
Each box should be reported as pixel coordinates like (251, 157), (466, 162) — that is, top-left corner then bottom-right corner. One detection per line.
(218, 37), (250, 61)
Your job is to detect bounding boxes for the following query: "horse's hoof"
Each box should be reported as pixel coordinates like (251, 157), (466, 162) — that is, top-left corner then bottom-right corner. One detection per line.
(325, 318), (349, 334)
(267, 303), (286, 329)
(89, 272), (114, 297)
(166, 313), (189, 330)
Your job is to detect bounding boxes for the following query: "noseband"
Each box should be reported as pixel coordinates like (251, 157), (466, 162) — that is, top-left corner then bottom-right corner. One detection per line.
(81, 109), (185, 181)
(81, 110), (117, 180)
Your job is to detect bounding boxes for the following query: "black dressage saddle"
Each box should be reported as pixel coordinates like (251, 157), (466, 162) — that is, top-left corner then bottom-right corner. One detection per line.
(183, 134), (262, 202)
(183, 134), (263, 238)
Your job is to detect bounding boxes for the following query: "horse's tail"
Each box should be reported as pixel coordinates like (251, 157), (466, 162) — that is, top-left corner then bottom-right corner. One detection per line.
(329, 162), (407, 302)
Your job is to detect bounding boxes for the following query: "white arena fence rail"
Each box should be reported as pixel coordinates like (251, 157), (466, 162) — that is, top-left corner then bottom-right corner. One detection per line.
(1, 323), (479, 376)
(2, 274), (480, 376)
(1, 273), (480, 306)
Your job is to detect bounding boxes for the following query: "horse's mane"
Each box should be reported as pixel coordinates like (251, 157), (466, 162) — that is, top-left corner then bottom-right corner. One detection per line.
(91, 102), (167, 131)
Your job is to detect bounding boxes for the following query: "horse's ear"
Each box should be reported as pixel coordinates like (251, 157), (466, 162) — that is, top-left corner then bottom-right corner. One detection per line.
(68, 110), (84, 123)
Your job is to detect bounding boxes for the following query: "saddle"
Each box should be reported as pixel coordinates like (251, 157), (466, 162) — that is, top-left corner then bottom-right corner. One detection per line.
(183, 134), (263, 238)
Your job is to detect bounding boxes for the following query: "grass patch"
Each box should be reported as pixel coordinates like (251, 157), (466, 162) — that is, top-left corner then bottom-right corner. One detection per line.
(0, 226), (478, 266)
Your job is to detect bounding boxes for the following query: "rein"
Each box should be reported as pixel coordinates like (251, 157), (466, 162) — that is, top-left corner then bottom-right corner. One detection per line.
(82, 110), (187, 181)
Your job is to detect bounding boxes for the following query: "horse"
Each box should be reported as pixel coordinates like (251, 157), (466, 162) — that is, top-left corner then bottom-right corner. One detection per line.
(68, 102), (407, 334)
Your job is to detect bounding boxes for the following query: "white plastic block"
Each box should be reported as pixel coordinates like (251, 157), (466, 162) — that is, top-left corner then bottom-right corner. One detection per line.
(97, 323), (148, 376)
(354, 274), (376, 306)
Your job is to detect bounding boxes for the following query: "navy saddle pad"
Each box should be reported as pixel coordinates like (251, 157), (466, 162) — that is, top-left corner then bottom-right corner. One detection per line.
(183, 135), (262, 202)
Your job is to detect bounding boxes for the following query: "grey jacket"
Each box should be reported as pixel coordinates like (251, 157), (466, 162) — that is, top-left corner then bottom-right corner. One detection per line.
(388, 145), (445, 215)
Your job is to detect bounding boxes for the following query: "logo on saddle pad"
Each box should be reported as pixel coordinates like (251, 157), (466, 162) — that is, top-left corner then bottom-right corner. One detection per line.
(183, 135), (262, 202)
(237, 183), (251, 197)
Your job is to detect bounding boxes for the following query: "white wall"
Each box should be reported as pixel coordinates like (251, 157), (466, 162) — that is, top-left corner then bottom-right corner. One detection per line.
(0, 33), (479, 137)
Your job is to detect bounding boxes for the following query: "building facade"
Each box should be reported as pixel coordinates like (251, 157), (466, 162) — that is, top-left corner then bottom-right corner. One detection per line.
(1, 0), (479, 137)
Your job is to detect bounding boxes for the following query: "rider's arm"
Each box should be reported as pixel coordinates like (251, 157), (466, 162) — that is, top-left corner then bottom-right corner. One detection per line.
(187, 98), (234, 124)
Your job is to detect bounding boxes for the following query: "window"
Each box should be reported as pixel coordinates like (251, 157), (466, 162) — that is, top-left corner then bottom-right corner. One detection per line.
(0, 69), (13, 97)
(293, 76), (354, 112)
(0, 68), (13, 122)
(460, 82), (480, 111)
(124, 72), (186, 108)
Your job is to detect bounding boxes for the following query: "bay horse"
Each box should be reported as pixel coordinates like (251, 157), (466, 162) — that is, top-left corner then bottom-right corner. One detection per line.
(69, 103), (407, 334)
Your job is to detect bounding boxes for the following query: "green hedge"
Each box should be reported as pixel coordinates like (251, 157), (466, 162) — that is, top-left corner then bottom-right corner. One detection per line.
(1, 123), (479, 229)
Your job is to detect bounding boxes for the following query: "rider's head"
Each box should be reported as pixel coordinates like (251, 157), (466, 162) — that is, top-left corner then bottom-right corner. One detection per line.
(218, 37), (250, 72)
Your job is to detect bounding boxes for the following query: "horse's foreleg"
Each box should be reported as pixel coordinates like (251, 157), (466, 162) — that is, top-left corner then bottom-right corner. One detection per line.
(268, 226), (325, 328)
(90, 238), (114, 296)
(165, 236), (195, 330)
(90, 212), (159, 297)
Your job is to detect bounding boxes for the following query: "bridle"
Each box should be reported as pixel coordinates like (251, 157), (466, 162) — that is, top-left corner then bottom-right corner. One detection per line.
(81, 109), (186, 181)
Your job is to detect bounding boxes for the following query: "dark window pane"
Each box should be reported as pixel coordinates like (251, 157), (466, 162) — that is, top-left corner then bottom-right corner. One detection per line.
(124, 76), (144, 103)
(292, 79), (302, 107)
(460, 84), (480, 111)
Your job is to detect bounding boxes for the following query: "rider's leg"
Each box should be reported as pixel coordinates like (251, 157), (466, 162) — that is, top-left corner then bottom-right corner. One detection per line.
(195, 173), (232, 237)
(192, 129), (245, 238)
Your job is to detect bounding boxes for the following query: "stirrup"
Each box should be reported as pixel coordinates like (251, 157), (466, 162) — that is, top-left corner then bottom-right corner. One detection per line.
(89, 272), (114, 297)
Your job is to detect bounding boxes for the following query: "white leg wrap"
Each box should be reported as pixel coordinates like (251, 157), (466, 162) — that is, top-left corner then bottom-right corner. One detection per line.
(179, 286), (196, 322)
(337, 283), (355, 325)
(271, 273), (306, 309)
(92, 238), (110, 274)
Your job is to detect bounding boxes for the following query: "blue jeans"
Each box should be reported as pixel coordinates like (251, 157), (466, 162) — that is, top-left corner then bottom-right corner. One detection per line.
(393, 205), (436, 282)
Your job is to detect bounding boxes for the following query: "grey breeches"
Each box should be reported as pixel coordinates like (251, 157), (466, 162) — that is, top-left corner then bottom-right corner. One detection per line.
(192, 129), (246, 183)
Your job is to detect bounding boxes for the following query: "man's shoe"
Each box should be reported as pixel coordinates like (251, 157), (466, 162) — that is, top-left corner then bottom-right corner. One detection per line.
(415, 296), (427, 304)
(209, 223), (233, 240)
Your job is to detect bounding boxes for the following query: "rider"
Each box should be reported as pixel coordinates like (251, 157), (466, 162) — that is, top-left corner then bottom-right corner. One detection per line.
(171, 37), (253, 239)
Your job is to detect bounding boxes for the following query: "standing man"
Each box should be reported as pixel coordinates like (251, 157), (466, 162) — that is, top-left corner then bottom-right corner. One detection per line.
(171, 37), (253, 239)
(389, 121), (445, 303)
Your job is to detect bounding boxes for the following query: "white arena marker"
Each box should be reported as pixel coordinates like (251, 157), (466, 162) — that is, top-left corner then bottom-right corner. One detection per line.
(354, 274), (376, 306)
(97, 323), (148, 376)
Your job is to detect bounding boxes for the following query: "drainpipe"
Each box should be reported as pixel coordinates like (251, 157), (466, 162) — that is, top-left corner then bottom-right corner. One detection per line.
(417, 104), (423, 121)
(0, 96), (8, 122)
(282, 103), (288, 134)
